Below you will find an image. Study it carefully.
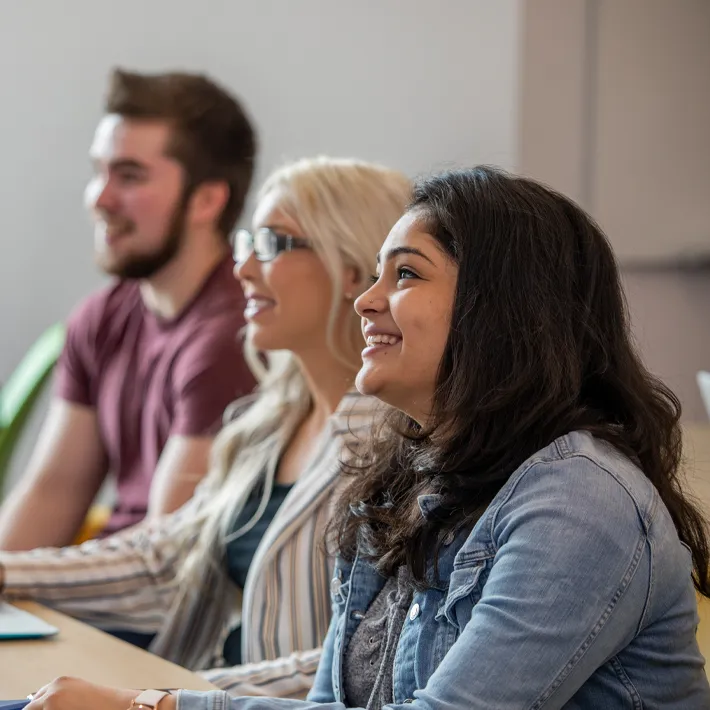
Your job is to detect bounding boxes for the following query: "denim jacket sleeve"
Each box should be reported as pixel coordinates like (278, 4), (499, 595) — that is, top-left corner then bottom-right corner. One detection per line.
(177, 455), (658, 710)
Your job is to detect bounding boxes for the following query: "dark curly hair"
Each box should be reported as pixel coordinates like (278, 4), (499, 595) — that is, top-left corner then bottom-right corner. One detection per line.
(334, 166), (709, 596)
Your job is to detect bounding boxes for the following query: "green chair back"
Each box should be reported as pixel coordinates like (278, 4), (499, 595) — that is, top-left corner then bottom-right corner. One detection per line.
(0, 323), (66, 495)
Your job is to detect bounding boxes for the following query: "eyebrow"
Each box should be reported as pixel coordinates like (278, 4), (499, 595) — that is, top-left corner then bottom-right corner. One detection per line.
(91, 158), (149, 173)
(376, 246), (436, 266)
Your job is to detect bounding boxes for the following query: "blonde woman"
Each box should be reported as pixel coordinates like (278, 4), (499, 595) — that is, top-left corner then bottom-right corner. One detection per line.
(0, 157), (410, 698)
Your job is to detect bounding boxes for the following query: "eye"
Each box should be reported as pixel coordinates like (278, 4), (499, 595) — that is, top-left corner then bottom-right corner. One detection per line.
(397, 267), (418, 281)
(116, 170), (145, 184)
(369, 273), (379, 284)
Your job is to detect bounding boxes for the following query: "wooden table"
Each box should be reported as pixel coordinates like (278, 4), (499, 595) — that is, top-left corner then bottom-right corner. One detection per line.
(0, 602), (216, 696)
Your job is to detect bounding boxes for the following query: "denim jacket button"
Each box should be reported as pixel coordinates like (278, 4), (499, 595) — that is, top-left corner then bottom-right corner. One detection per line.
(409, 603), (421, 620)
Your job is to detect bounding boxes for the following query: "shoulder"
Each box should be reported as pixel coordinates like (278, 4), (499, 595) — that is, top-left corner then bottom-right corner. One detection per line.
(454, 431), (692, 628)
(168, 320), (248, 393)
(171, 266), (248, 363)
(481, 432), (660, 548)
(66, 280), (140, 339)
(170, 296), (246, 372)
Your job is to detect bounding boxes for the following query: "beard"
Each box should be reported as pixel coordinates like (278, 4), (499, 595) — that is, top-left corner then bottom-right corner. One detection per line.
(95, 195), (189, 280)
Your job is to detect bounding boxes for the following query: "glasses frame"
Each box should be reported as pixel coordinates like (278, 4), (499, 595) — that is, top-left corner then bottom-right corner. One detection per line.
(232, 227), (311, 263)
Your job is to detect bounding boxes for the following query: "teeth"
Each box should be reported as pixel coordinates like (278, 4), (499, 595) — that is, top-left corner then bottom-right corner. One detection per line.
(100, 221), (132, 238)
(366, 334), (400, 346)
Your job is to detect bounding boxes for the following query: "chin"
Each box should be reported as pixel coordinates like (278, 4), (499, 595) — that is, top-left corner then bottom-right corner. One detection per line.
(94, 253), (121, 275)
(94, 250), (139, 277)
(355, 369), (384, 398)
(247, 325), (288, 353)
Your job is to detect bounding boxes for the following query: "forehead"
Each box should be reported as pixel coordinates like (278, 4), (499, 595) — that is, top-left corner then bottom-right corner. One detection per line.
(89, 114), (173, 163)
(380, 209), (438, 256)
(252, 188), (303, 235)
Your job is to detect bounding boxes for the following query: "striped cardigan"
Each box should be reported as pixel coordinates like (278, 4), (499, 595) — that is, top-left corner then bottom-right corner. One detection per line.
(0, 391), (376, 698)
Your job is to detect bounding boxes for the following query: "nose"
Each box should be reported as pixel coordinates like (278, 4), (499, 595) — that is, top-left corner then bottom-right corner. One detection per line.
(354, 278), (387, 317)
(235, 249), (260, 283)
(86, 176), (117, 213)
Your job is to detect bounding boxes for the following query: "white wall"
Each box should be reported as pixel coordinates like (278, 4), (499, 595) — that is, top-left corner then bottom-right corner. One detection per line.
(520, 0), (710, 264)
(593, 0), (710, 263)
(623, 270), (710, 422)
(519, 0), (710, 421)
(0, 0), (520, 384)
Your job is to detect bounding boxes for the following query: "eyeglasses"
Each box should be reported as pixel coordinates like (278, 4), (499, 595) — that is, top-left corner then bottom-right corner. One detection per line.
(231, 227), (311, 264)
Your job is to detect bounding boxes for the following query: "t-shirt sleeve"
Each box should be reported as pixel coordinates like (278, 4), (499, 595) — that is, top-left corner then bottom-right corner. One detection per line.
(53, 299), (100, 407)
(170, 325), (255, 437)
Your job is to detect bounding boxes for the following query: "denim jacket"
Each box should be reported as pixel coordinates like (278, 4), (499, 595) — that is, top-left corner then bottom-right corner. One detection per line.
(179, 431), (710, 709)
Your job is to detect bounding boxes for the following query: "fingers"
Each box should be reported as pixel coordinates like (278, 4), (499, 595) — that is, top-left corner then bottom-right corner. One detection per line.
(24, 677), (71, 708)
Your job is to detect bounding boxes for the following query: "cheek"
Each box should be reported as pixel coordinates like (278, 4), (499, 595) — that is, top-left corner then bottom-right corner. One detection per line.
(426, 306), (453, 369)
(259, 261), (292, 304)
(427, 323), (450, 374)
(395, 293), (440, 345)
(125, 187), (176, 224)
(407, 328), (447, 381)
(398, 301), (450, 378)
(268, 262), (333, 321)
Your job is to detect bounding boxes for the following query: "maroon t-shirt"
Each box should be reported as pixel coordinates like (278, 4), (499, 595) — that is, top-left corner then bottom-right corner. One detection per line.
(54, 256), (255, 534)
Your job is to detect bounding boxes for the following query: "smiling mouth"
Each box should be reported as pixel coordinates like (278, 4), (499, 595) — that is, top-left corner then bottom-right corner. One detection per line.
(99, 222), (134, 244)
(362, 334), (402, 357)
(244, 297), (276, 320)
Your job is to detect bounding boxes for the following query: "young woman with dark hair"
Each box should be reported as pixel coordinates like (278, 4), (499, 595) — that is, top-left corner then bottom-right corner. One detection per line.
(26, 167), (710, 708)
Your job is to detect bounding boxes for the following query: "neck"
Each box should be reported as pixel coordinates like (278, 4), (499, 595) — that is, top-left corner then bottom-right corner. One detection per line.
(296, 348), (357, 425)
(139, 230), (228, 320)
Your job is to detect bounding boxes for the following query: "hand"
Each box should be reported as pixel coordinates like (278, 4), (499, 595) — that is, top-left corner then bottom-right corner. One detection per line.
(26, 677), (140, 710)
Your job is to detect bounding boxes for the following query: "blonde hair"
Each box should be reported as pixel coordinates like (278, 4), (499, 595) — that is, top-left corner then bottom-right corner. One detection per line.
(178, 157), (410, 587)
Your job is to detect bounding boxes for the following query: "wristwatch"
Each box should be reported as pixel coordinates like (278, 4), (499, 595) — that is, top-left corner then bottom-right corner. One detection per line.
(129, 690), (170, 710)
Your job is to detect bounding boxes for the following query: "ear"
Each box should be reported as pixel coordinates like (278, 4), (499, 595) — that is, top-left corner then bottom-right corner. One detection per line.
(187, 181), (230, 228)
(342, 265), (362, 301)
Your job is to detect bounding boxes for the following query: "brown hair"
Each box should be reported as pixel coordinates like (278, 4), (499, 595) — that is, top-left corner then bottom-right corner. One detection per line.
(334, 166), (710, 597)
(105, 68), (256, 238)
